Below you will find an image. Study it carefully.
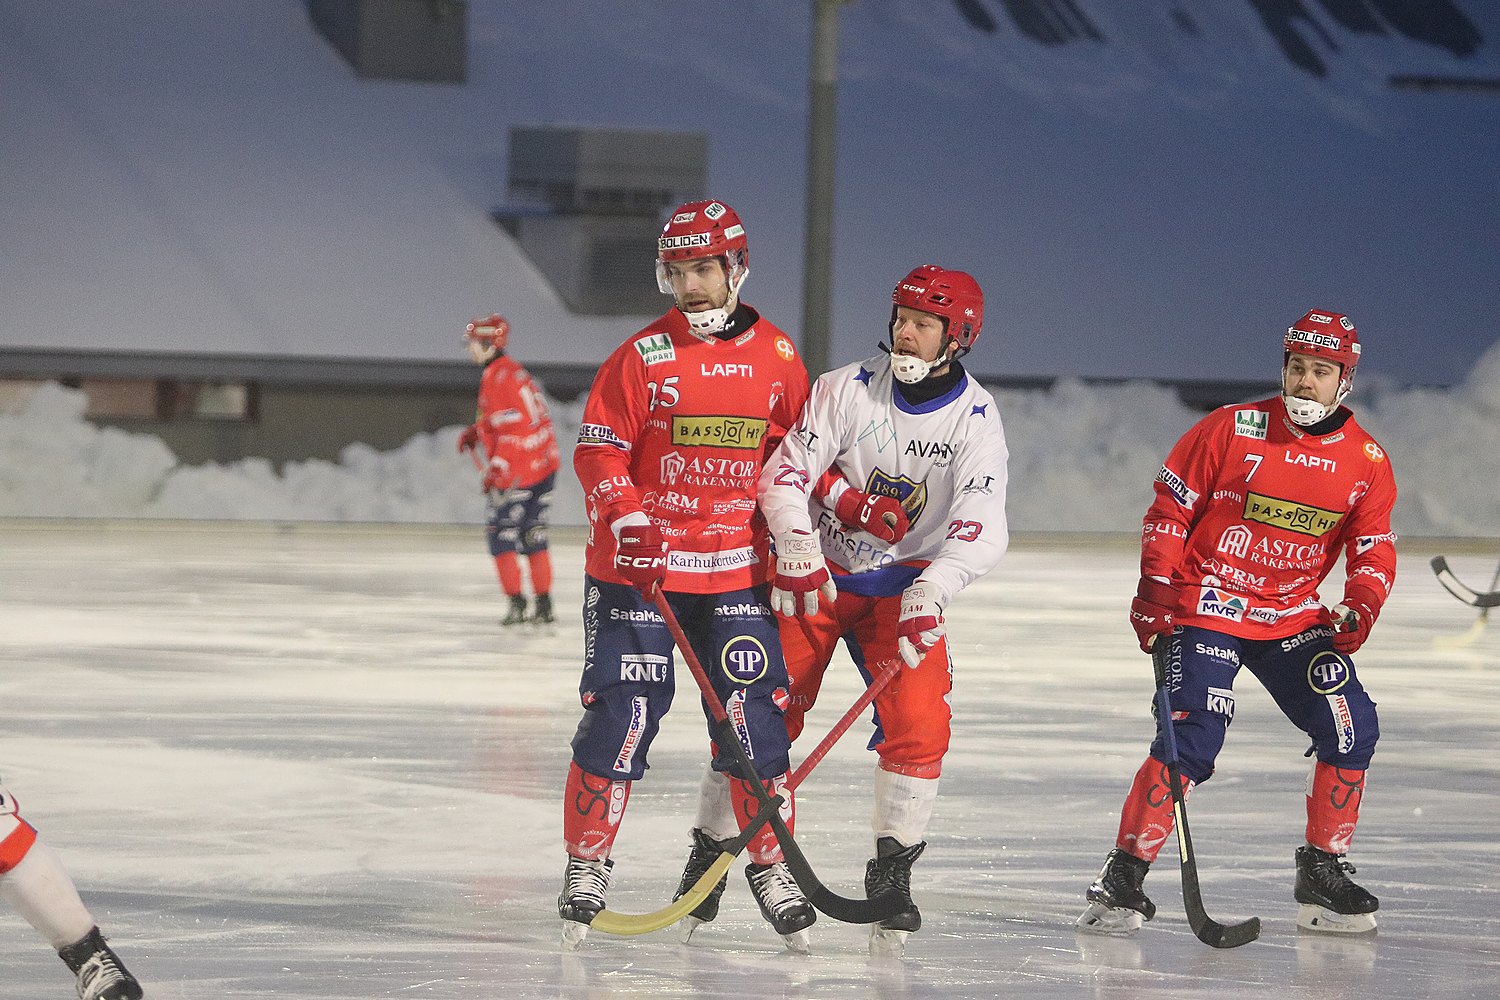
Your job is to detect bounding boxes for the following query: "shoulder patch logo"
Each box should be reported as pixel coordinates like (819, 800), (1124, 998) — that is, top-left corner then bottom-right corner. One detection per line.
(635, 333), (675, 366)
(1234, 409), (1268, 440)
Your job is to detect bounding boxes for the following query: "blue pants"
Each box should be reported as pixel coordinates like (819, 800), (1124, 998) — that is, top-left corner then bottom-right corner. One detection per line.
(485, 472), (554, 556)
(1155, 624), (1379, 785)
(570, 577), (792, 782)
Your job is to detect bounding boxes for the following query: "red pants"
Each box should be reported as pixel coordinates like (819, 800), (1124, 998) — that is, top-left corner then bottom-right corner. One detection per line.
(777, 589), (952, 778)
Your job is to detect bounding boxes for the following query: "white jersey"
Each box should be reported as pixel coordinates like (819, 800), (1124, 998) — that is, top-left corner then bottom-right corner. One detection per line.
(759, 354), (1009, 608)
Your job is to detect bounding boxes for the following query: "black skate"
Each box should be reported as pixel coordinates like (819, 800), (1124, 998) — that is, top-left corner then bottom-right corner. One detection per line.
(865, 837), (926, 957)
(501, 595), (528, 626)
(1077, 848), (1156, 936)
(673, 828), (732, 943)
(59, 927), (143, 1000)
(558, 855), (614, 949)
(745, 860), (815, 953)
(1295, 845), (1378, 933)
(530, 593), (555, 625)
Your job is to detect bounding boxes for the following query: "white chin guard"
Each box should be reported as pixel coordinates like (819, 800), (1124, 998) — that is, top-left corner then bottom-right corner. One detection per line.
(681, 306), (730, 335)
(1283, 388), (1348, 427)
(890, 352), (937, 384)
(466, 340), (496, 365)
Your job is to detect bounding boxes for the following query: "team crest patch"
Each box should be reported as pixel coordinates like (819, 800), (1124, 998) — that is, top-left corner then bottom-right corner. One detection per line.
(865, 470), (928, 527)
(635, 333), (675, 366)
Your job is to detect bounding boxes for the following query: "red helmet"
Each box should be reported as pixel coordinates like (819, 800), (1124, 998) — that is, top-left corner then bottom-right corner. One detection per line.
(1283, 309), (1360, 423)
(1285, 309), (1358, 373)
(890, 265), (984, 351)
(464, 313), (509, 358)
(655, 200), (749, 294)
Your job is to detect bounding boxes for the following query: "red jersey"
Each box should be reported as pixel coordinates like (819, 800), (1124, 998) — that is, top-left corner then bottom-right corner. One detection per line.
(575, 306), (810, 593)
(1142, 395), (1397, 640)
(474, 354), (559, 489)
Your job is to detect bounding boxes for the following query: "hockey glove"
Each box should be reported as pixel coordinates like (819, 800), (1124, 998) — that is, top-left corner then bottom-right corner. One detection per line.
(612, 514), (667, 594)
(1129, 576), (1178, 653)
(481, 456), (513, 493)
(770, 530), (836, 617)
(834, 487), (910, 544)
(897, 581), (944, 668)
(457, 424), (480, 454)
(1330, 589), (1379, 654)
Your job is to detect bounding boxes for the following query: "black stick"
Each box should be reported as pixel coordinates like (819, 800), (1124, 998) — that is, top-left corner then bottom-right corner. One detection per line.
(652, 590), (906, 925)
(1430, 555), (1500, 609)
(1151, 642), (1261, 948)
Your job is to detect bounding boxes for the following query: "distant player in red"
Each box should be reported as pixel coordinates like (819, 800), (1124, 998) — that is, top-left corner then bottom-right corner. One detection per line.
(1, 780), (143, 998)
(559, 200), (814, 951)
(1077, 309), (1397, 937)
(458, 314), (560, 626)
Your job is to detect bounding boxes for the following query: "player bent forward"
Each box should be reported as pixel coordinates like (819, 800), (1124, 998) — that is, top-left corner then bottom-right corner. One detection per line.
(1077, 309), (1394, 937)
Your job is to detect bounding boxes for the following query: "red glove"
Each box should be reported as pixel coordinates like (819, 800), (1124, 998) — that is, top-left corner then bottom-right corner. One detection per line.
(481, 456), (512, 493)
(612, 518), (667, 594)
(834, 487), (910, 544)
(1129, 577), (1178, 653)
(457, 425), (480, 454)
(1330, 588), (1380, 654)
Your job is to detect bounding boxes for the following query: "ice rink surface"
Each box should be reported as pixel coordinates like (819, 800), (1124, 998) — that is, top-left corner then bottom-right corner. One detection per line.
(2, 521), (1497, 999)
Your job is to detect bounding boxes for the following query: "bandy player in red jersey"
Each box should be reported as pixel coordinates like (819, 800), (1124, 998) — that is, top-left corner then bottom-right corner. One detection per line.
(457, 314), (561, 626)
(1077, 309), (1397, 938)
(558, 200), (813, 950)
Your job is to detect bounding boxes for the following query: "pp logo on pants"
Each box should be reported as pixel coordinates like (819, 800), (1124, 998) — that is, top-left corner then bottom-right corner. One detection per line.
(1307, 651), (1351, 694)
(721, 635), (768, 684)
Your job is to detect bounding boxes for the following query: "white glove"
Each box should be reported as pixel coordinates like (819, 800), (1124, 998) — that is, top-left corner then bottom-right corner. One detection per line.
(897, 581), (945, 668)
(770, 531), (837, 617)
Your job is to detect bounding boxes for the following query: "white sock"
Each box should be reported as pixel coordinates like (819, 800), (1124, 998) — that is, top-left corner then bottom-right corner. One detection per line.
(872, 768), (940, 848)
(0, 843), (96, 950)
(693, 765), (739, 843)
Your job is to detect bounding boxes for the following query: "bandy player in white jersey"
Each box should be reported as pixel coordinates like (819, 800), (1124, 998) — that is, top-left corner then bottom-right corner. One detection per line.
(757, 264), (1009, 955)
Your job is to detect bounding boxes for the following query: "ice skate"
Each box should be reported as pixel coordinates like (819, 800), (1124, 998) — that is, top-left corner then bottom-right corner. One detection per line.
(673, 828), (732, 944)
(1295, 845), (1378, 933)
(59, 927), (143, 1000)
(1076, 848), (1155, 937)
(558, 855), (614, 950)
(501, 594), (529, 626)
(529, 593), (555, 625)
(865, 837), (925, 957)
(745, 860), (815, 953)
